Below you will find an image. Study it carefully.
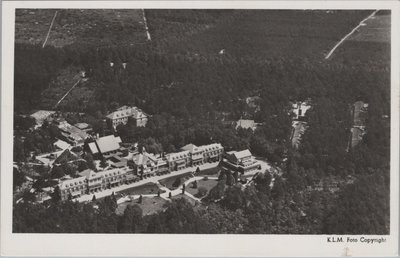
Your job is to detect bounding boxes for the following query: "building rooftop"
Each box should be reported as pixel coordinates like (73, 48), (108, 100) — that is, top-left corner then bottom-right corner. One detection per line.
(133, 152), (158, 166)
(78, 169), (100, 179)
(166, 150), (190, 161)
(292, 101), (312, 119)
(97, 168), (127, 178)
(236, 119), (258, 130)
(74, 122), (91, 130)
(88, 142), (99, 154)
(78, 168), (128, 181)
(30, 110), (56, 124)
(90, 135), (122, 154)
(35, 150), (64, 165)
(106, 106), (148, 120)
(200, 143), (223, 152)
(232, 149), (252, 159)
(54, 149), (79, 164)
(53, 139), (71, 150)
(57, 121), (88, 143)
(181, 143), (202, 153)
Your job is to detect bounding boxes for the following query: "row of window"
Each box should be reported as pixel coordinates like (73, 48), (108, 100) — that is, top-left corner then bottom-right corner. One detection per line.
(170, 150), (222, 161)
(63, 185), (85, 193)
(112, 118), (129, 125)
(63, 174), (126, 192)
(104, 175), (124, 182)
(204, 150), (222, 157)
(242, 162), (258, 168)
(63, 178), (126, 194)
(89, 177), (102, 183)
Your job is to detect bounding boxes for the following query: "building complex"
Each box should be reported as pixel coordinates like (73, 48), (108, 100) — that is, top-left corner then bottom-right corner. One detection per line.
(57, 141), (253, 201)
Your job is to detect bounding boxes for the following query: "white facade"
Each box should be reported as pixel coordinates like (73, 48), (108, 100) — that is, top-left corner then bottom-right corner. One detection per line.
(106, 106), (148, 128)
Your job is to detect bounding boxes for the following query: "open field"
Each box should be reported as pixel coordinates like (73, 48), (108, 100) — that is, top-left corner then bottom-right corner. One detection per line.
(115, 196), (167, 216)
(145, 10), (234, 44)
(327, 11), (390, 64)
(118, 182), (165, 196)
(163, 10), (370, 60)
(15, 9), (146, 47)
(348, 14), (390, 43)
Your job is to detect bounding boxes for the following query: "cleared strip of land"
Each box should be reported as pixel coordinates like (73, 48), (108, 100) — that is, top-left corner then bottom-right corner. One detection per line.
(54, 78), (82, 108)
(142, 9), (151, 41)
(42, 11), (58, 48)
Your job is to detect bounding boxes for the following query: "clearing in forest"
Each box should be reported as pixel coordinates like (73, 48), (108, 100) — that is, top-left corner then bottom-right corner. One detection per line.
(15, 9), (145, 47)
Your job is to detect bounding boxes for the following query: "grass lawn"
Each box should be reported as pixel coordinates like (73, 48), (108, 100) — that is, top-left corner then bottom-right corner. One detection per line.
(195, 166), (221, 177)
(159, 172), (193, 190)
(186, 178), (218, 198)
(118, 182), (165, 196)
(116, 197), (167, 216)
(171, 194), (198, 206)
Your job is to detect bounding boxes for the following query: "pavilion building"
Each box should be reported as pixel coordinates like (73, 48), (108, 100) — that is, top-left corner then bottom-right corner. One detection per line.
(222, 149), (261, 174)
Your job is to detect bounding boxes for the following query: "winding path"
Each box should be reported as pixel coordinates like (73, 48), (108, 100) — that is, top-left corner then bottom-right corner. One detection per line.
(123, 176), (209, 203)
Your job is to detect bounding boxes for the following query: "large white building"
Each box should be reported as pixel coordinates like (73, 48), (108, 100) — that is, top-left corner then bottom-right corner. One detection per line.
(222, 149), (261, 174)
(200, 143), (224, 163)
(56, 142), (225, 201)
(131, 151), (159, 177)
(59, 175), (88, 200)
(166, 150), (191, 171)
(181, 144), (205, 166)
(106, 105), (148, 129)
(59, 167), (130, 200)
(172, 143), (224, 168)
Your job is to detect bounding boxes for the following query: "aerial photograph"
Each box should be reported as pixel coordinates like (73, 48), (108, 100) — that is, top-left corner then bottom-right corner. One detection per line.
(12, 9), (390, 234)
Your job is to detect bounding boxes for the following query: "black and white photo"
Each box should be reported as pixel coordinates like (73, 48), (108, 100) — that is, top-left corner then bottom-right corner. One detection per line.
(1, 1), (399, 257)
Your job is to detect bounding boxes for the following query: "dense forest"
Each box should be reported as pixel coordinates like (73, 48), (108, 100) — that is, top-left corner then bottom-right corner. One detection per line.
(13, 10), (390, 234)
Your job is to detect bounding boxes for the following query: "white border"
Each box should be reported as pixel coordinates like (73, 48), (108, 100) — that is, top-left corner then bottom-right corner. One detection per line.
(1, 1), (399, 257)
